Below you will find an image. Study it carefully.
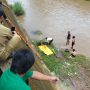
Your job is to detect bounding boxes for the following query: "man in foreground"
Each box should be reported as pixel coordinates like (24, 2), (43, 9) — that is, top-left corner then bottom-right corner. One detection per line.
(0, 48), (59, 90)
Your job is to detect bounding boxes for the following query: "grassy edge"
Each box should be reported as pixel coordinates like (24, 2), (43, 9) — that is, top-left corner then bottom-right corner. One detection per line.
(32, 40), (90, 84)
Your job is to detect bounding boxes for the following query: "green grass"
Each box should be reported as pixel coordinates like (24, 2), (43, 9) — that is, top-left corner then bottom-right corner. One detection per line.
(32, 40), (90, 81)
(62, 51), (90, 69)
(10, 2), (24, 16)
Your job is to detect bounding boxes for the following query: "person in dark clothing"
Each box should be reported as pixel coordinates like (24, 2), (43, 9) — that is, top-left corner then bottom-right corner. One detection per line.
(66, 31), (71, 45)
(71, 36), (75, 49)
(0, 1), (9, 23)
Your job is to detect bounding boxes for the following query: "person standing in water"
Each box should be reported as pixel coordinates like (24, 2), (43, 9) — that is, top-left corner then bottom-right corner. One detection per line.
(66, 31), (71, 45)
(71, 36), (75, 49)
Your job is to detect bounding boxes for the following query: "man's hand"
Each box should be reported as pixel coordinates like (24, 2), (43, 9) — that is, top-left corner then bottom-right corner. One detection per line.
(48, 76), (59, 83)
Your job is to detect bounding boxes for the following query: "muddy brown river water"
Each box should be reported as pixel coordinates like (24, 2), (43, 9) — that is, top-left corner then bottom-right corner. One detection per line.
(7, 0), (90, 57)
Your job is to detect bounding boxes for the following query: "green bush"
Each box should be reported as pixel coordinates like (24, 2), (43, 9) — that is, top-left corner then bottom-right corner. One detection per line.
(10, 2), (24, 16)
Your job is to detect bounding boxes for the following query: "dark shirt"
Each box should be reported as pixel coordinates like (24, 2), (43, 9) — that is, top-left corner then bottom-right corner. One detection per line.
(67, 34), (71, 39)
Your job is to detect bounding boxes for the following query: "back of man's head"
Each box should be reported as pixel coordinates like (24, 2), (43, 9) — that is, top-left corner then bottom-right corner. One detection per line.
(10, 49), (35, 74)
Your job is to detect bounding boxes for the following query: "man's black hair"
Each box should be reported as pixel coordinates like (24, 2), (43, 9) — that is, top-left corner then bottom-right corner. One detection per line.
(10, 49), (35, 74)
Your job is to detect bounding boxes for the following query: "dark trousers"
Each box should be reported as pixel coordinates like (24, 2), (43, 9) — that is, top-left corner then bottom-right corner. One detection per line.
(48, 39), (53, 45)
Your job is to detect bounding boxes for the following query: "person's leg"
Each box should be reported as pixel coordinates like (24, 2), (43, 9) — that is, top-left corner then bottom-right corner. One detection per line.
(66, 39), (70, 45)
(71, 42), (74, 49)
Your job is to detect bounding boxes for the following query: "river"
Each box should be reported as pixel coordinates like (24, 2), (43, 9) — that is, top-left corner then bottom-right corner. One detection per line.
(7, 0), (90, 57)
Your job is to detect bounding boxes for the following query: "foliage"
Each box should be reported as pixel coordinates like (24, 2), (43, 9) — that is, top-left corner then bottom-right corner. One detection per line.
(33, 40), (90, 82)
(33, 41), (77, 78)
(10, 2), (24, 16)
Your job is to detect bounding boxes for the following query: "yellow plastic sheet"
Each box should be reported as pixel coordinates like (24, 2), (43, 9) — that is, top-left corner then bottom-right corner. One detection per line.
(38, 45), (53, 55)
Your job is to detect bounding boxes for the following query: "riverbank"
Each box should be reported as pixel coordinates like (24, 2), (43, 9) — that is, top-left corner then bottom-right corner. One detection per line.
(7, 0), (90, 57)
(32, 40), (90, 90)
(15, 14), (90, 89)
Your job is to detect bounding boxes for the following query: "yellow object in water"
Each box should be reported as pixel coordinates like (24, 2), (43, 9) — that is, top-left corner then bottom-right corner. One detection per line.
(38, 45), (53, 55)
